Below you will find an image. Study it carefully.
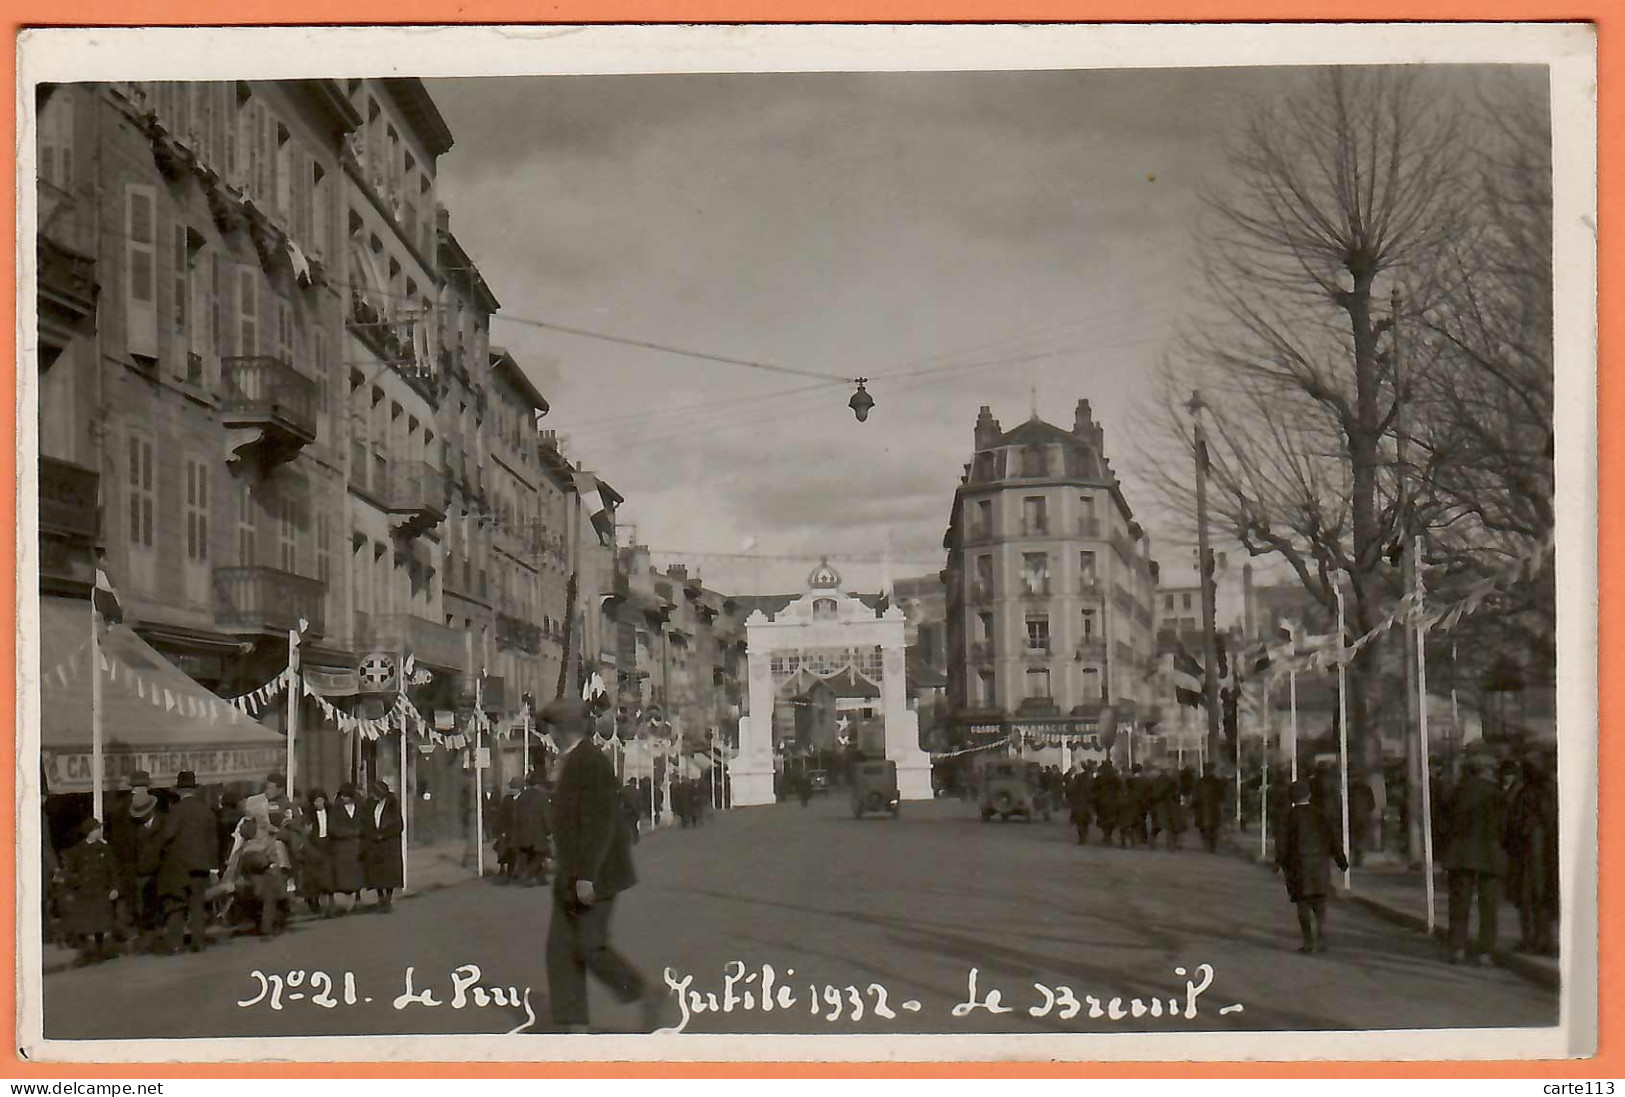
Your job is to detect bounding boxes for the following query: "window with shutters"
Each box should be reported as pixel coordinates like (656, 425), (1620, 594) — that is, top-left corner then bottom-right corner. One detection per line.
(127, 432), (155, 551)
(1025, 667), (1050, 700)
(170, 224), (189, 378)
(237, 267), (257, 356)
(124, 186), (158, 359)
(311, 161), (329, 260)
(235, 478), (256, 565)
(275, 296), (293, 366)
(184, 456), (209, 563)
(225, 87), (241, 183)
(274, 122), (292, 226)
(278, 488), (298, 573)
(38, 92), (73, 196)
(242, 99), (261, 200)
(316, 511), (331, 585)
(313, 330), (330, 439)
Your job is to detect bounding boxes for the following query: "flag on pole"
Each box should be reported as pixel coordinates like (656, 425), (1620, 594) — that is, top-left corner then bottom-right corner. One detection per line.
(1173, 644), (1204, 707)
(93, 566), (123, 624)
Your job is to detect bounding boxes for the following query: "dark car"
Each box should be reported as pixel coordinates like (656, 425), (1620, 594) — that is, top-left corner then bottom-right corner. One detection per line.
(978, 758), (1049, 823)
(851, 760), (900, 819)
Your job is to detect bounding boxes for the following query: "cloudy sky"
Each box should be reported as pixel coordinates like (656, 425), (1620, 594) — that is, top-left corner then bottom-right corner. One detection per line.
(427, 67), (1299, 595)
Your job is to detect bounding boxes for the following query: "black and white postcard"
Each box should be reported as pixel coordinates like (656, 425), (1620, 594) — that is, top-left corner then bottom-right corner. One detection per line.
(13, 22), (1598, 1062)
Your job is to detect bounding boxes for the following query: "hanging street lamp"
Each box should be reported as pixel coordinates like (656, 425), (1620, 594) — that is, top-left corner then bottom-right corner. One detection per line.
(848, 378), (875, 422)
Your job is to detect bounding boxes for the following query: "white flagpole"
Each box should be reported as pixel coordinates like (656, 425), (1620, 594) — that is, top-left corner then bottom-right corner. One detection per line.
(1415, 536), (1436, 932)
(399, 697), (410, 893)
(475, 673), (485, 879)
(1288, 670), (1299, 783)
(1335, 586), (1352, 891)
(287, 627), (302, 802)
(1259, 718), (1269, 862)
(90, 603), (104, 822)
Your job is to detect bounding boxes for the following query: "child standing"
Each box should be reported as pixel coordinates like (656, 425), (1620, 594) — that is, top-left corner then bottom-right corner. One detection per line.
(60, 818), (118, 964)
(1275, 779), (1349, 953)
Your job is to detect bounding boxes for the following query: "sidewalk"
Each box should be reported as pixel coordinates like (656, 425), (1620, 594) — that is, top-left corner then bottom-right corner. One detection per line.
(1222, 830), (1559, 989)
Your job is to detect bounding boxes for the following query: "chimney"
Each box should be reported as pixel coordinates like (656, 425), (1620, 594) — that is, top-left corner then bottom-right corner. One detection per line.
(1073, 399), (1094, 437)
(667, 564), (688, 583)
(973, 405), (1002, 450)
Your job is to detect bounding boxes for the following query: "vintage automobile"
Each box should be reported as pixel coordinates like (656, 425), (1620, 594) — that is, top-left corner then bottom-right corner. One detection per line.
(978, 757), (1050, 823)
(851, 759), (901, 819)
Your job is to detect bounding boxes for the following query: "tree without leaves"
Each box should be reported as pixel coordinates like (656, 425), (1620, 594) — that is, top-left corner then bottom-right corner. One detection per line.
(1139, 66), (1481, 798)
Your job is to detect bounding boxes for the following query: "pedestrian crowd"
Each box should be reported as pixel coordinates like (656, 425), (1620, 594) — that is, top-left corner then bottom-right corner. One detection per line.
(45, 769), (405, 965)
(1059, 761), (1230, 853)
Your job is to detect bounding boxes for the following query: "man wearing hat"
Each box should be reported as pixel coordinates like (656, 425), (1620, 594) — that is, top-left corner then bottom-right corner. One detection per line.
(107, 770), (154, 946)
(541, 697), (659, 1033)
(1442, 750), (1509, 965)
(495, 777), (523, 884)
(513, 770), (551, 887)
(155, 771), (219, 954)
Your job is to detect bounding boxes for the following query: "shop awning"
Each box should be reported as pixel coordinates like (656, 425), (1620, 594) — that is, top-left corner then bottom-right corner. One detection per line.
(38, 597), (285, 793)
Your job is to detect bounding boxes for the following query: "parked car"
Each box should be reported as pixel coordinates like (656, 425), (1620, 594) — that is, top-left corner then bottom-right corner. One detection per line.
(977, 758), (1049, 823)
(851, 760), (900, 819)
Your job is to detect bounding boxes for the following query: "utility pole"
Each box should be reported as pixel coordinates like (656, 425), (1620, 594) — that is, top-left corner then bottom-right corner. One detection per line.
(1393, 286), (1423, 867)
(1187, 391), (1222, 763)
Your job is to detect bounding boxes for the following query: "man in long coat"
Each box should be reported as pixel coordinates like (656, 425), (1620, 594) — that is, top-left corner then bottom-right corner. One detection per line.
(514, 770), (551, 886)
(1506, 749), (1559, 956)
(1193, 764), (1226, 854)
(363, 779), (405, 910)
(496, 777), (523, 881)
(1150, 766), (1186, 851)
(1092, 762), (1122, 846)
(542, 698), (659, 1032)
(1067, 763), (1094, 845)
(156, 771), (217, 954)
(1444, 751), (1509, 964)
(1275, 778), (1349, 952)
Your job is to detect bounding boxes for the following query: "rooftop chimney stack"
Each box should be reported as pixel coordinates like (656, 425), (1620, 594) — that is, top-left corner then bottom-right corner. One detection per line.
(974, 405), (1002, 450)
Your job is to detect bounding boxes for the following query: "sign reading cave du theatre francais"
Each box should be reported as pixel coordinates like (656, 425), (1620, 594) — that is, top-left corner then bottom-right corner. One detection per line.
(45, 746), (286, 792)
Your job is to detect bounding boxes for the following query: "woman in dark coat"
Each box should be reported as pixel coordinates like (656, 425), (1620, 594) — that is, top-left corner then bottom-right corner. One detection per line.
(362, 781), (405, 910)
(301, 789), (336, 916)
(60, 818), (118, 962)
(327, 784), (366, 910)
(1506, 750), (1558, 956)
(1275, 779), (1349, 953)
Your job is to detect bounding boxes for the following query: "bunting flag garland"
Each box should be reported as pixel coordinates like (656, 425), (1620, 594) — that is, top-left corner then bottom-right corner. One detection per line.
(930, 735), (1014, 760)
(1263, 529), (1555, 678)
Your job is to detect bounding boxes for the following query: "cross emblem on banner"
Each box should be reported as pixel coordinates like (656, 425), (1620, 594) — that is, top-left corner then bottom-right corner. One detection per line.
(359, 651), (397, 693)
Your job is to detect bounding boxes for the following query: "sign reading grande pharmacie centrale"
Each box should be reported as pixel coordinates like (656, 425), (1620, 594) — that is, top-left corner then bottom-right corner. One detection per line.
(45, 746), (286, 791)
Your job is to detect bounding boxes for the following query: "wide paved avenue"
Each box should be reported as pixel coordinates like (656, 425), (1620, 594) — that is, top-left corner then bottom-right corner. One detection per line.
(43, 796), (1556, 1040)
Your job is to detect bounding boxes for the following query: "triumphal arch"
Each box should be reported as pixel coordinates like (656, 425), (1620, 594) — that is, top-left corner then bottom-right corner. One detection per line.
(732, 560), (933, 806)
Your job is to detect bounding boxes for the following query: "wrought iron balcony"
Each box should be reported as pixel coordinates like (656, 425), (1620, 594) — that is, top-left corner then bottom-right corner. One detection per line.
(1024, 642), (1052, 658)
(969, 582), (994, 604)
(969, 641), (995, 663)
(1020, 582), (1052, 600)
(1077, 579), (1103, 599)
(39, 457), (99, 596)
(1077, 518), (1103, 538)
(1021, 520), (1050, 537)
(496, 611), (542, 654)
(220, 356), (318, 472)
(1076, 639), (1108, 662)
(357, 611), (469, 673)
(384, 460), (449, 538)
(38, 236), (97, 324)
(214, 566), (327, 638)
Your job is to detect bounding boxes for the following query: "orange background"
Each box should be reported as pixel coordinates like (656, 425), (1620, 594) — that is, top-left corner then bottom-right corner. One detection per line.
(1, 3), (1613, 1080)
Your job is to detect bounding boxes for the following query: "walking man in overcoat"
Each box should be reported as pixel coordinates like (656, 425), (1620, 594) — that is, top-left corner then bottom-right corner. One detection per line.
(156, 771), (217, 954)
(1444, 751), (1509, 965)
(1193, 764), (1226, 854)
(542, 698), (660, 1033)
(1275, 778), (1349, 953)
(514, 770), (552, 886)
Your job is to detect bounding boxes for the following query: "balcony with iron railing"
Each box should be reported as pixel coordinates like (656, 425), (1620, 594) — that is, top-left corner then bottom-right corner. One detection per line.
(969, 581), (994, 604)
(1076, 638), (1108, 662)
(969, 641), (995, 663)
(38, 234), (97, 324)
(39, 457), (99, 596)
(1077, 578), (1103, 599)
(1020, 581), (1052, 600)
(385, 460), (449, 538)
(220, 356), (318, 471)
(357, 610), (469, 672)
(496, 612), (543, 654)
(1077, 518), (1103, 538)
(214, 566), (327, 638)
(1024, 640), (1052, 658)
(1020, 519), (1050, 538)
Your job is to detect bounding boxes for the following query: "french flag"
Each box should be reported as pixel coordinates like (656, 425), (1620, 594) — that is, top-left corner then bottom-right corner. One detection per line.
(92, 566), (123, 625)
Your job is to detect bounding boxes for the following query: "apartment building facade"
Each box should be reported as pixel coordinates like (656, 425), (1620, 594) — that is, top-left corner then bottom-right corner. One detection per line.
(36, 80), (362, 786)
(35, 78), (585, 823)
(942, 401), (1160, 743)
